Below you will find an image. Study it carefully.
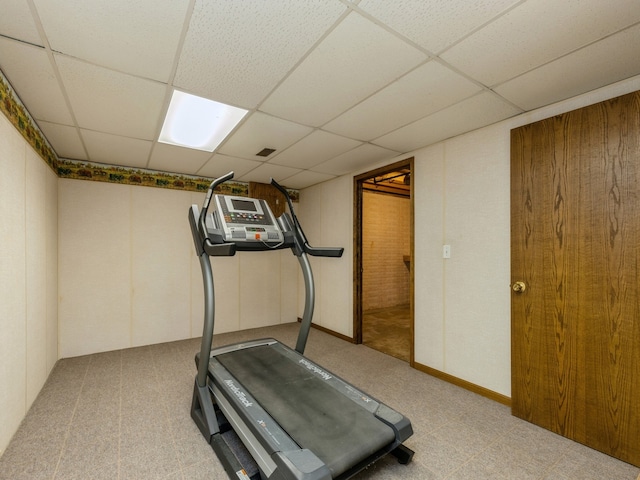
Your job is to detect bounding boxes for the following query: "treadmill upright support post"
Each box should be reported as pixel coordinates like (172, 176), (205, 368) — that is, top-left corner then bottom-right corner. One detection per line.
(191, 379), (219, 441)
(197, 252), (215, 388)
(191, 251), (221, 442)
(295, 252), (315, 354)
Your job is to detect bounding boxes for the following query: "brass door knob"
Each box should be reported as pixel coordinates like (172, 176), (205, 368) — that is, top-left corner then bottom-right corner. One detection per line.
(512, 281), (526, 293)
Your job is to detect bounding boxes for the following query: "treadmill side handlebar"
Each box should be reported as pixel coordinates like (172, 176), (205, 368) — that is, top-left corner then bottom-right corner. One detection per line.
(304, 244), (344, 258)
(203, 240), (236, 257)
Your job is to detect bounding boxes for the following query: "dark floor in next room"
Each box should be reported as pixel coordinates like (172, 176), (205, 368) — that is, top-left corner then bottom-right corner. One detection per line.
(363, 305), (411, 362)
(1, 322), (638, 479)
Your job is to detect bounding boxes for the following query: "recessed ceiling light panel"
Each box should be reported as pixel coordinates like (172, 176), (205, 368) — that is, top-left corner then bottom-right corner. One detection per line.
(159, 90), (248, 152)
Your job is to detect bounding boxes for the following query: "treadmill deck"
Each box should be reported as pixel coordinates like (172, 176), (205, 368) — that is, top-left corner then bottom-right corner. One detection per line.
(215, 342), (396, 477)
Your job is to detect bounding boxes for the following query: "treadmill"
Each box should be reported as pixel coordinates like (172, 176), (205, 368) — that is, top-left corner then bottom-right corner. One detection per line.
(189, 172), (414, 480)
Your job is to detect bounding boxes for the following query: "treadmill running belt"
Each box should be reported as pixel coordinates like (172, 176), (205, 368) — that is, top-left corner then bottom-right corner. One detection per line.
(217, 345), (395, 477)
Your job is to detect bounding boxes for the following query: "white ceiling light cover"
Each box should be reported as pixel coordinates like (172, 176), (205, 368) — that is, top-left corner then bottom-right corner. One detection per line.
(159, 90), (248, 152)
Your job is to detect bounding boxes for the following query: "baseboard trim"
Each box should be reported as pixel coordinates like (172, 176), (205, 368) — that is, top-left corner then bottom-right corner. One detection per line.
(300, 319), (511, 407)
(413, 362), (511, 406)
(298, 318), (355, 344)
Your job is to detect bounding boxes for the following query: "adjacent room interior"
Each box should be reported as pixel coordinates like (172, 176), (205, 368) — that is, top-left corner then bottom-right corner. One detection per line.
(359, 163), (413, 363)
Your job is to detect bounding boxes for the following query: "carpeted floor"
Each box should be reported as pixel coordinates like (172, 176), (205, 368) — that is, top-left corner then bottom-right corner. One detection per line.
(1, 322), (638, 479)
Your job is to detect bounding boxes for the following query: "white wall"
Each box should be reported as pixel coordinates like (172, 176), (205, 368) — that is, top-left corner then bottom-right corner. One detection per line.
(58, 180), (299, 358)
(0, 114), (58, 455)
(300, 74), (640, 398)
(298, 174), (354, 337)
(414, 124), (512, 395)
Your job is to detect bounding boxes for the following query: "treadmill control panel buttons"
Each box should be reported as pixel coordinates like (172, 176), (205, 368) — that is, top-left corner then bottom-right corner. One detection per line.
(214, 194), (284, 243)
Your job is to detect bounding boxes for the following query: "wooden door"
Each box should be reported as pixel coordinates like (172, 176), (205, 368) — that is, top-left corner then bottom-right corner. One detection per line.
(249, 181), (287, 217)
(511, 91), (640, 466)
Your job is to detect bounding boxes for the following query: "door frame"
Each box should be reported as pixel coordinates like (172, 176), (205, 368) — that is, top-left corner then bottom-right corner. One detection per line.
(353, 157), (414, 365)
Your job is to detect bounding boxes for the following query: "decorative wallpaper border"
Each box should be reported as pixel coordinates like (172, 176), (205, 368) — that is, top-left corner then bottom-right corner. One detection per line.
(56, 158), (250, 195)
(0, 70), (58, 172)
(0, 69), (298, 201)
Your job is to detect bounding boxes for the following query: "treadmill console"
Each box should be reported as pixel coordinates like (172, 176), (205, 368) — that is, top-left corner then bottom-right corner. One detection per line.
(213, 195), (284, 244)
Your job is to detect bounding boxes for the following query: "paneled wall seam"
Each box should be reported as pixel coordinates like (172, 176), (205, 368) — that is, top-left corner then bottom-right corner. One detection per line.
(441, 143), (447, 372)
(22, 142), (28, 415)
(129, 186), (134, 348)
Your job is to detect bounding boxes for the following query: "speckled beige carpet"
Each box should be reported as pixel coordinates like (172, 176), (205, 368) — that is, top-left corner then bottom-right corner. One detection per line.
(1, 322), (638, 479)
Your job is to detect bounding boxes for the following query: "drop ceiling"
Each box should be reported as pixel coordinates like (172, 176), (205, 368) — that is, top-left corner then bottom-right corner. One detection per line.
(1, 0), (639, 189)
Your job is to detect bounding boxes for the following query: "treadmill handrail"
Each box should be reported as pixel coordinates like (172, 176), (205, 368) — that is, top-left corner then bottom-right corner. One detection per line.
(270, 177), (344, 258)
(198, 171), (234, 245)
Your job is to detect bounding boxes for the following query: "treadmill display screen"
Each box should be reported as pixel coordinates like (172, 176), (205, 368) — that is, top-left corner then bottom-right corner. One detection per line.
(213, 194), (285, 244)
(231, 199), (257, 212)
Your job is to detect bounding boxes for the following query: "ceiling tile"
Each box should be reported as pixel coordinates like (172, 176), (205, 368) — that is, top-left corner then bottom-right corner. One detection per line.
(235, 163), (301, 185)
(2, 1), (638, 184)
(374, 92), (521, 152)
(280, 170), (336, 189)
(260, 11), (427, 126)
(197, 154), (262, 180)
(55, 54), (166, 140)
(0, 0), (42, 46)
(37, 121), (86, 159)
(33, 0), (191, 81)
(495, 24), (640, 111)
(0, 38), (73, 125)
(358, 0), (519, 53)
(147, 143), (212, 175)
(441, 0), (640, 87)
(174, 0), (346, 108)
(269, 130), (362, 169)
(312, 143), (399, 176)
(218, 112), (313, 161)
(82, 130), (152, 168)
(324, 61), (482, 141)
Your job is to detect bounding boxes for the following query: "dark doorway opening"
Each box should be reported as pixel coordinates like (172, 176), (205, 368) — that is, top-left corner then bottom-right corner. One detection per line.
(354, 158), (414, 364)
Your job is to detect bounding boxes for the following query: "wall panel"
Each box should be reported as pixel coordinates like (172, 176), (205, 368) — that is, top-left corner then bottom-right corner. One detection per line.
(131, 187), (192, 346)
(0, 114), (57, 454)
(25, 148), (48, 407)
(58, 180), (132, 357)
(0, 115), (27, 454)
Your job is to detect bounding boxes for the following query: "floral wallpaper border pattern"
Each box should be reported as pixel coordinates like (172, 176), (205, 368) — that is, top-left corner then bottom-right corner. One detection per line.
(55, 158), (250, 195)
(0, 69), (298, 201)
(1, 69), (58, 171)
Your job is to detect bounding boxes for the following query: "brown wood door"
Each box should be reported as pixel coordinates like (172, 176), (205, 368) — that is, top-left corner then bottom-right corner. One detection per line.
(510, 91), (640, 467)
(249, 181), (287, 217)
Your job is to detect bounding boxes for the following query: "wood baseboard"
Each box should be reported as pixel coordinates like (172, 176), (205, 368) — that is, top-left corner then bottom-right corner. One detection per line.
(298, 318), (356, 344)
(301, 320), (511, 407)
(412, 362), (511, 406)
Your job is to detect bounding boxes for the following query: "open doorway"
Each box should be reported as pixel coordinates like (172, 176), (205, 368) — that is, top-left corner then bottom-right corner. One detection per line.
(354, 158), (414, 364)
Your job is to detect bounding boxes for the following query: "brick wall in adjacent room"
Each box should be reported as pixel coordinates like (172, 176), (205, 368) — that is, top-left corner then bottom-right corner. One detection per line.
(362, 191), (410, 312)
